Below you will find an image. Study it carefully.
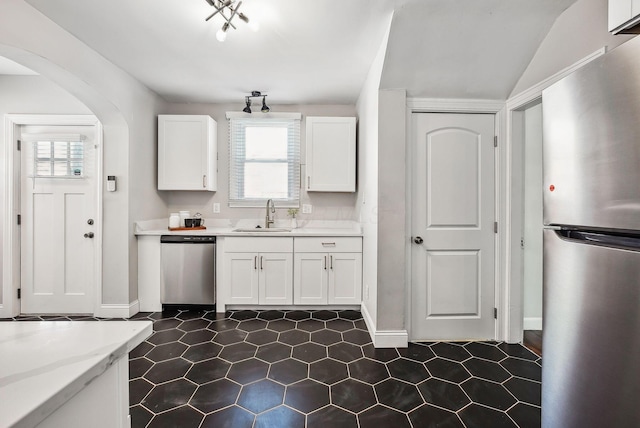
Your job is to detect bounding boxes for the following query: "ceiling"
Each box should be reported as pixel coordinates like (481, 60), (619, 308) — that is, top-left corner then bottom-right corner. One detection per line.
(14, 0), (577, 104)
(382, 0), (578, 99)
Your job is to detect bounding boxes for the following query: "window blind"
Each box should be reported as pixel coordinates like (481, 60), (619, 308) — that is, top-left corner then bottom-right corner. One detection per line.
(229, 116), (301, 207)
(21, 133), (88, 178)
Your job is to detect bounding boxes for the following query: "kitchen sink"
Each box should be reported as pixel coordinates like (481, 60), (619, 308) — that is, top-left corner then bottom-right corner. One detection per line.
(232, 227), (292, 232)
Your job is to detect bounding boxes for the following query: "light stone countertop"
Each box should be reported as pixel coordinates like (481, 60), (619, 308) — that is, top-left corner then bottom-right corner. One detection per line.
(135, 218), (363, 237)
(0, 321), (152, 428)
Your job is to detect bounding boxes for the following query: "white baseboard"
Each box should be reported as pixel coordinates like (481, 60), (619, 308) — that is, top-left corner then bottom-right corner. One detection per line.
(95, 300), (139, 319)
(523, 317), (543, 330)
(361, 303), (409, 348)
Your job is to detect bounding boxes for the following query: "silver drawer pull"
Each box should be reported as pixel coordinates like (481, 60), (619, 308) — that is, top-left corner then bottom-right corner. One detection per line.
(330, 255), (333, 269)
(324, 256), (327, 270)
(254, 256), (257, 270)
(321, 242), (336, 247)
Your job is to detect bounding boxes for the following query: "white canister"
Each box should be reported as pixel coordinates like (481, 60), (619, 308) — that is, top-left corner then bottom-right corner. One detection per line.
(169, 213), (180, 229)
(179, 210), (191, 228)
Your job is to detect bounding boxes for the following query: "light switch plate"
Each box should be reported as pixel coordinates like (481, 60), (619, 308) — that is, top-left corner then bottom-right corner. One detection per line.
(213, 203), (220, 213)
(302, 204), (312, 214)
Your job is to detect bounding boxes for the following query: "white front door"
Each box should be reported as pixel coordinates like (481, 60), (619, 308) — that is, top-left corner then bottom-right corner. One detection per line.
(20, 125), (97, 314)
(411, 113), (496, 340)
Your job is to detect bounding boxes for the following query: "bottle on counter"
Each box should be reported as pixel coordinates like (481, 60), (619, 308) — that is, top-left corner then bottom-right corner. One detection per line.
(169, 212), (180, 229)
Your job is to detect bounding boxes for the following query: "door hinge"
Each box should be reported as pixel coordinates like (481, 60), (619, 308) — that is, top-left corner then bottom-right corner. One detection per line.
(17, 140), (21, 151)
(494, 221), (498, 233)
(494, 307), (498, 319)
(520, 238), (525, 249)
(494, 136), (498, 147)
(17, 288), (21, 299)
(17, 214), (21, 225)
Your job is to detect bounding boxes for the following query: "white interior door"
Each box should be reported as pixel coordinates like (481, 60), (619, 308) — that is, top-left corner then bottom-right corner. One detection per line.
(20, 125), (97, 314)
(411, 113), (496, 340)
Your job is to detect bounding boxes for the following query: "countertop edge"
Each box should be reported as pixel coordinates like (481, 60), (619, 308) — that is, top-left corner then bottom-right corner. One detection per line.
(135, 228), (362, 237)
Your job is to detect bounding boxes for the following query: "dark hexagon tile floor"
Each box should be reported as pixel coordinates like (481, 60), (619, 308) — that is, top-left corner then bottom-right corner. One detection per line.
(6, 309), (541, 427)
(126, 309), (542, 427)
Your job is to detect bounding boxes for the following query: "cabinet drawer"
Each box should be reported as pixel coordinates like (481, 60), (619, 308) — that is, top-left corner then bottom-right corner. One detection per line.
(294, 237), (362, 253)
(225, 237), (293, 253)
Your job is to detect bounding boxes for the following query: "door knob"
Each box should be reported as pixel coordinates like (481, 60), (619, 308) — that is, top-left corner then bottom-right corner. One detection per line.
(84, 232), (94, 238)
(413, 236), (424, 244)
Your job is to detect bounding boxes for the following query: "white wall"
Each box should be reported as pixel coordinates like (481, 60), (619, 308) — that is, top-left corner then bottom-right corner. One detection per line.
(523, 103), (543, 330)
(510, 0), (633, 97)
(376, 90), (406, 331)
(355, 14), (393, 331)
(0, 0), (168, 314)
(157, 103), (357, 224)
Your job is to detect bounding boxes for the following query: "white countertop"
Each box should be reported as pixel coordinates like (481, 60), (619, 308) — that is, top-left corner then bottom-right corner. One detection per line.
(135, 218), (363, 237)
(0, 321), (152, 428)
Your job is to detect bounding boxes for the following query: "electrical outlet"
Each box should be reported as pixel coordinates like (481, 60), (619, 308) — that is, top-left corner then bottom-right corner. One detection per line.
(302, 204), (312, 214)
(213, 203), (220, 213)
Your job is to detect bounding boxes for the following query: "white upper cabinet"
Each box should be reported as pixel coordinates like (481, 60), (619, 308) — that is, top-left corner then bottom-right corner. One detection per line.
(158, 115), (217, 191)
(608, 0), (640, 33)
(305, 116), (356, 192)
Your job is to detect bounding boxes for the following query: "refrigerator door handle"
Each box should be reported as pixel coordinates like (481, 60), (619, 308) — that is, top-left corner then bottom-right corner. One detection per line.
(555, 229), (640, 251)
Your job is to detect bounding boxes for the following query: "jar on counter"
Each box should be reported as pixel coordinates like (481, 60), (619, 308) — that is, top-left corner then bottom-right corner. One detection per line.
(179, 210), (191, 227)
(169, 213), (180, 229)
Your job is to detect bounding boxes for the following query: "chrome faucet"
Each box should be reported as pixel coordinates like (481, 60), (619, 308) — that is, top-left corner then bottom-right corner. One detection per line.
(265, 199), (275, 228)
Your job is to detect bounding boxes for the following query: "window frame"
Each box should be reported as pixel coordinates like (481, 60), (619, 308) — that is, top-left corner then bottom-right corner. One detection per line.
(226, 112), (301, 208)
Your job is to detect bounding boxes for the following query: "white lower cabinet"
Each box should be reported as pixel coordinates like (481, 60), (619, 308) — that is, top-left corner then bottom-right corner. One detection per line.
(294, 252), (362, 304)
(293, 237), (362, 305)
(223, 237), (293, 305)
(220, 236), (361, 309)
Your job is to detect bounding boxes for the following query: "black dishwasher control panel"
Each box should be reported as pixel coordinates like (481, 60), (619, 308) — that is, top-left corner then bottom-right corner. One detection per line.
(161, 235), (216, 243)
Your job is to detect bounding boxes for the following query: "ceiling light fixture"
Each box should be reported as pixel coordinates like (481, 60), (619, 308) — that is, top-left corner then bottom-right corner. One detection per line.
(242, 91), (269, 114)
(204, 0), (259, 42)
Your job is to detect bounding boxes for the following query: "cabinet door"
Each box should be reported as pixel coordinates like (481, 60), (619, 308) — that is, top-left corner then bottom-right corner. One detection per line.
(224, 252), (259, 304)
(294, 253), (328, 305)
(609, 0), (631, 31)
(306, 117), (356, 192)
(328, 253), (362, 304)
(259, 253), (293, 305)
(158, 115), (217, 191)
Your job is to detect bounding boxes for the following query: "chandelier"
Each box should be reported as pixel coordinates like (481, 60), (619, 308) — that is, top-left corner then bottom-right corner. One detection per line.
(204, 0), (259, 42)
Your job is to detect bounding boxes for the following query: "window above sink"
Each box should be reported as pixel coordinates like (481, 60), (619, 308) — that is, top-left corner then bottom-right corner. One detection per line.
(227, 112), (301, 208)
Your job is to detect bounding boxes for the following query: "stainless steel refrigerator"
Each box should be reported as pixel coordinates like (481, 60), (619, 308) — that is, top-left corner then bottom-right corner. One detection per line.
(542, 37), (640, 427)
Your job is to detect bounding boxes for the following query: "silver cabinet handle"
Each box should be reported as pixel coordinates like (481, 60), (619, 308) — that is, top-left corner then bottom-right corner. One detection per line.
(330, 255), (333, 270)
(308, 176), (310, 189)
(324, 256), (327, 270)
(203, 175), (207, 188)
(254, 256), (257, 270)
(260, 256), (263, 270)
(321, 242), (336, 247)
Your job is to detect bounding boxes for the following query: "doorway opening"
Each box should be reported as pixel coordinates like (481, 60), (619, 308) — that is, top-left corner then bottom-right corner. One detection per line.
(511, 99), (544, 355)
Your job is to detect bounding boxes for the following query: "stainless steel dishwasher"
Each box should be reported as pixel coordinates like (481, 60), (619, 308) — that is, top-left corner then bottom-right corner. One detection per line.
(160, 235), (216, 307)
